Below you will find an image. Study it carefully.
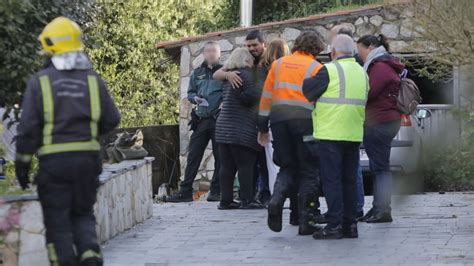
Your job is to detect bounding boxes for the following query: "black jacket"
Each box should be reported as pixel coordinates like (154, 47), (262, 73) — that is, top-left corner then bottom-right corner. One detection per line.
(215, 67), (262, 151)
(16, 60), (121, 157)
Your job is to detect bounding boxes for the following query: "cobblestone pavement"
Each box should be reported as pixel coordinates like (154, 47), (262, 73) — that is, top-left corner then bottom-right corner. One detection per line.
(103, 193), (474, 265)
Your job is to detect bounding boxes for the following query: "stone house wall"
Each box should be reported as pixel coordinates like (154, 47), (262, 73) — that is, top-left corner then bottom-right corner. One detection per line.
(177, 5), (428, 187)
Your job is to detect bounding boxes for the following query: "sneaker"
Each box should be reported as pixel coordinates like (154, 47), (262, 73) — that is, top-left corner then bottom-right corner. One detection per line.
(218, 201), (240, 210)
(206, 192), (220, 202)
(164, 192), (193, 203)
(342, 223), (358, 238)
(312, 225), (343, 240)
(240, 200), (265, 209)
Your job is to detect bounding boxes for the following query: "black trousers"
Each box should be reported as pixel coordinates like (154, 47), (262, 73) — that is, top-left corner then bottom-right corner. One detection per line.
(271, 119), (320, 209)
(218, 144), (258, 203)
(37, 153), (102, 266)
(319, 140), (360, 228)
(180, 118), (220, 194)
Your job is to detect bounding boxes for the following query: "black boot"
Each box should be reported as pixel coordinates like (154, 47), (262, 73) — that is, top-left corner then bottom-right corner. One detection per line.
(298, 194), (320, 235)
(289, 211), (299, 226)
(289, 192), (299, 226)
(267, 179), (288, 232)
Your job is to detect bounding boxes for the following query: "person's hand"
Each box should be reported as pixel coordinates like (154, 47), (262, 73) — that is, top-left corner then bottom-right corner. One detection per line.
(15, 160), (31, 190)
(258, 132), (271, 146)
(194, 96), (204, 104)
(226, 71), (242, 89)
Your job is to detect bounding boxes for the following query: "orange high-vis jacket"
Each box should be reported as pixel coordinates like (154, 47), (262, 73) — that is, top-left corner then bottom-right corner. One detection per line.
(259, 51), (323, 119)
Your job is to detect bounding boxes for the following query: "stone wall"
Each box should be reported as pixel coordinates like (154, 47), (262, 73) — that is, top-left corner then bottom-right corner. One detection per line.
(0, 158), (154, 266)
(177, 5), (428, 186)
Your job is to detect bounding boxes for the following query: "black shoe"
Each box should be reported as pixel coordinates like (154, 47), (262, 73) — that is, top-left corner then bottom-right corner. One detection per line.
(289, 211), (299, 226)
(267, 201), (283, 232)
(165, 192), (193, 203)
(366, 212), (393, 223)
(206, 192), (220, 202)
(342, 224), (358, 238)
(218, 201), (240, 210)
(312, 225), (343, 240)
(240, 200), (265, 209)
(355, 211), (364, 220)
(313, 212), (328, 224)
(358, 208), (375, 222)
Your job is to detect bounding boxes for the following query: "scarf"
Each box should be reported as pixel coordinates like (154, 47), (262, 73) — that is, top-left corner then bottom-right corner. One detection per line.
(363, 46), (388, 72)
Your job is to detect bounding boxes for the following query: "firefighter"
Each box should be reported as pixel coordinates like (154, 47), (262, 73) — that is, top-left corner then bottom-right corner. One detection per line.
(257, 30), (326, 235)
(15, 17), (120, 265)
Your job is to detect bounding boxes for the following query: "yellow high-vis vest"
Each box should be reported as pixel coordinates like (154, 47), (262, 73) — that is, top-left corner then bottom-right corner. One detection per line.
(312, 57), (368, 142)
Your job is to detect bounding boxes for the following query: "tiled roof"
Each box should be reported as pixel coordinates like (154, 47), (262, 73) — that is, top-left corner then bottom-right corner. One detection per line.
(155, 4), (387, 49)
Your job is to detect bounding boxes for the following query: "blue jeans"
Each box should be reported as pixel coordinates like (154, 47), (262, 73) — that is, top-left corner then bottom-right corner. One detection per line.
(363, 120), (401, 213)
(356, 164), (364, 214)
(319, 140), (360, 228)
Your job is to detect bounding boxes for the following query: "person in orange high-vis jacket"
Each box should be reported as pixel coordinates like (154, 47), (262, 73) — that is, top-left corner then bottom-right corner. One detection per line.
(257, 30), (326, 236)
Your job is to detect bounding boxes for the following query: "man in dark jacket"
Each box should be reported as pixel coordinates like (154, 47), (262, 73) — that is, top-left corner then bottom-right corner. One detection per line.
(165, 42), (223, 202)
(15, 17), (120, 265)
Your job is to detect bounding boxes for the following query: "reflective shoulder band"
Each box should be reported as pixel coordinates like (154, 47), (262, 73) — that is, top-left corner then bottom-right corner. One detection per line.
(87, 75), (101, 139)
(39, 75), (54, 145)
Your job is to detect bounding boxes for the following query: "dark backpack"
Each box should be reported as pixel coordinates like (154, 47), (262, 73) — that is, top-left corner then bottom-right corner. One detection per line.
(397, 69), (422, 115)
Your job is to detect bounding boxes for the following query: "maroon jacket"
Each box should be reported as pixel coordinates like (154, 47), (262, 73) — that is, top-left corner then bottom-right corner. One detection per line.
(365, 55), (405, 126)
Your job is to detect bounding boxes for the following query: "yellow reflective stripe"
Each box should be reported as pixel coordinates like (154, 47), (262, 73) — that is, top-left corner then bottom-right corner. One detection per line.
(39, 75), (54, 145)
(38, 140), (100, 156)
(47, 243), (60, 266)
(16, 153), (33, 163)
(80, 249), (102, 261)
(87, 75), (101, 139)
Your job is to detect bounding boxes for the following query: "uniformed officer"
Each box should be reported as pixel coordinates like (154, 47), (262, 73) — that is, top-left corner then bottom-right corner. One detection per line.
(15, 17), (120, 265)
(165, 42), (223, 203)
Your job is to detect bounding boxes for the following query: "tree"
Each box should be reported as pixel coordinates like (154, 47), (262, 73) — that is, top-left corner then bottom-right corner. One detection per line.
(0, 0), (95, 114)
(83, 0), (236, 127)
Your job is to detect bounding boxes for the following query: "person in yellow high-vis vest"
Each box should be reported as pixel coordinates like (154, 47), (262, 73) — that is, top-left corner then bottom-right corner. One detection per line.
(15, 17), (120, 265)
(303, 34), (368, 240)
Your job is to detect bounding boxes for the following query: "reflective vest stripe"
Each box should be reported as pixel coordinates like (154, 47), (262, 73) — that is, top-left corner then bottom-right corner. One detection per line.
(37, 75), (102, 156)
(261, 91), (273, 98)
(88, 75), (101, 139)
(39, 75), (54, 145)
(80, 249), (102, 262)
(38, 141), (101, 156)
(318, 61), (368, 106)
(274, 60), (321, 91)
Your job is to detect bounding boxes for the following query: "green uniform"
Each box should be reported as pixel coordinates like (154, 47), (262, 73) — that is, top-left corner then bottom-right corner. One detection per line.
(187, 62), (223, 118)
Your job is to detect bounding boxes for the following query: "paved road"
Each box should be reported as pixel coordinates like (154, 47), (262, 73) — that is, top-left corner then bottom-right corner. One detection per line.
(103, 193), (474, 265)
